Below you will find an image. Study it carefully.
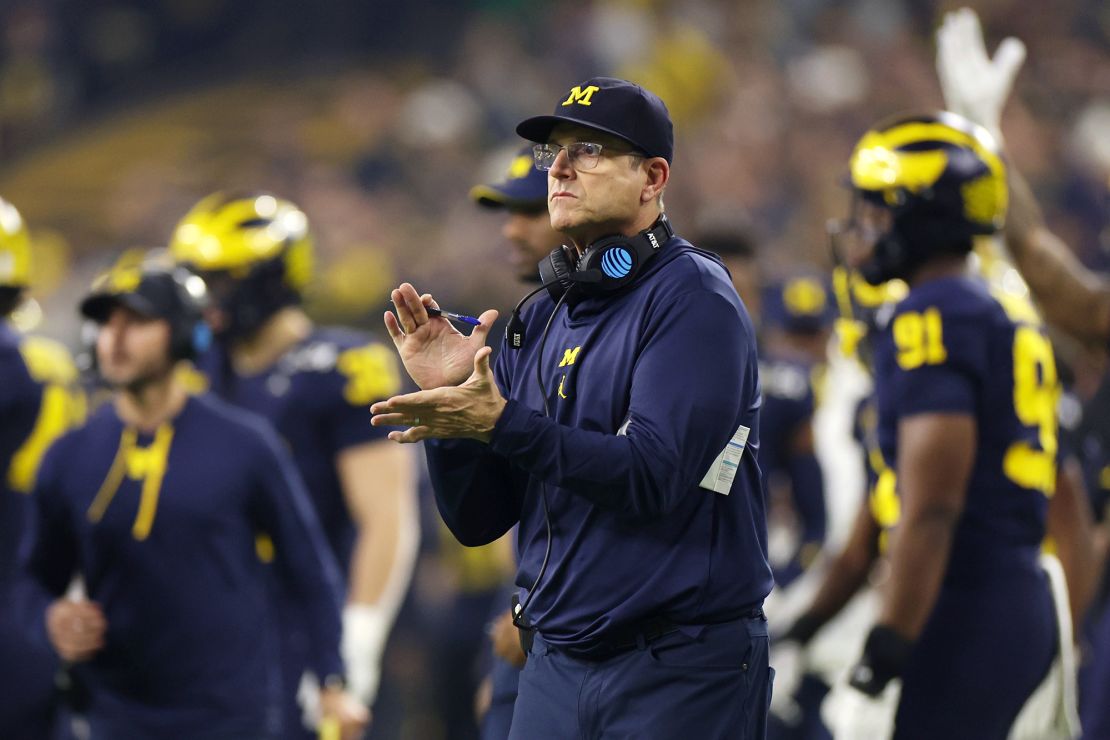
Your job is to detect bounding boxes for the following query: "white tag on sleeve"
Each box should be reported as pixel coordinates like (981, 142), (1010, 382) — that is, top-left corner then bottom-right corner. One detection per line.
(699, 424), (750, 495)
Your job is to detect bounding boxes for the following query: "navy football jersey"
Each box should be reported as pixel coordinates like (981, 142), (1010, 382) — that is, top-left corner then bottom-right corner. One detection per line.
(0, 325), (85, 581)
(758, 355), (815, 480)
(851, 392), (899, 550)
(759, 352), (826, 585)
(15, 394), (344, 738)
(0, 323), (84, 736)
(196, 327), (400, 572)
(873, 275), (1056, 577)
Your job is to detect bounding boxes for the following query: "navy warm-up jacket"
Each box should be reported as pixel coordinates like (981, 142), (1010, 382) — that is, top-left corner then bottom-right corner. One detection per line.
(426, 237), (773, 650)
(14, 394), (344, 738)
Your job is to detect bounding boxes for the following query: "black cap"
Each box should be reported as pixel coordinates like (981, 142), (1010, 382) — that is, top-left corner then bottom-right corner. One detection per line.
(516, 77), (674, 164)
(80, 267), (206, 325)
(469, 146), (549, 209)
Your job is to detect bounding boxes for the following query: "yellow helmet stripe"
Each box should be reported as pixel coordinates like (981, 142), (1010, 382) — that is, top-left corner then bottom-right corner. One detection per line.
(877, 120), (1005, 179)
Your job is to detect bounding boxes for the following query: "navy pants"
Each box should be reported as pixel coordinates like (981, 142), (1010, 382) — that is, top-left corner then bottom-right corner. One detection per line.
(509, 615), (772, 739)
(893, 569), (1056, 740)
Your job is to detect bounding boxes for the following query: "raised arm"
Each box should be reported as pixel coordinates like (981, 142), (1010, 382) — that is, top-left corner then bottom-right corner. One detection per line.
(1004, 168), (1110, 347)
(936, 7), (1110, 348)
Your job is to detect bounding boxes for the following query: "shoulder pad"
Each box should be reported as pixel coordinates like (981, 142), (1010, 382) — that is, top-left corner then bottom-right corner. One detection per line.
(18, 336), (78, 385)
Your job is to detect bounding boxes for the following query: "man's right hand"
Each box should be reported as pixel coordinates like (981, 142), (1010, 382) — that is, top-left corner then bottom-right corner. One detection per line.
(384, 283), (498, 390)
(46, 598), (107, 662)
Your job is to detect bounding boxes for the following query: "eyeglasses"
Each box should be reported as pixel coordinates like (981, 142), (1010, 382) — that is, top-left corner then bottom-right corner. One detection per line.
(533, 142), (633, 172)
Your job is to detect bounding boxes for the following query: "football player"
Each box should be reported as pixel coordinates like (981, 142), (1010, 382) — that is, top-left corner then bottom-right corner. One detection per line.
(768, 266), (905, 740)
(758, 274), (833, 588)
(808, 112), (1064, 738)
(170, 193), (418, 736)
(0, 196), (85, 739)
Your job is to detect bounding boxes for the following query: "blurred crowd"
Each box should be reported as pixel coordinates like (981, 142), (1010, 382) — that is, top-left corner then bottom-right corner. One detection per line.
(1, 0), (1107, 340)
(0, 0), (1106, 738)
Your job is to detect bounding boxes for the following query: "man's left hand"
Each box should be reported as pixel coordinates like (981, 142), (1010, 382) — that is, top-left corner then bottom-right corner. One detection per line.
(370, 346), (506, 444)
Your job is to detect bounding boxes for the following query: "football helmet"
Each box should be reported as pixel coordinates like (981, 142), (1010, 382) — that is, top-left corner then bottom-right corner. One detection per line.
(170, 192), (313, 339)
(847, 111), (1007, 284)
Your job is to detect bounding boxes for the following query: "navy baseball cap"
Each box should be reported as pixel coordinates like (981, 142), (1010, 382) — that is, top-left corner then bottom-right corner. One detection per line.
(516, 77), (674, 164)
(80, 262), (206, 325)
(469, 146), (548, 210)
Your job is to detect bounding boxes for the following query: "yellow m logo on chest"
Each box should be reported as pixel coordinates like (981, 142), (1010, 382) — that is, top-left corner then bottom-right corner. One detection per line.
(558, 346), (582, 367)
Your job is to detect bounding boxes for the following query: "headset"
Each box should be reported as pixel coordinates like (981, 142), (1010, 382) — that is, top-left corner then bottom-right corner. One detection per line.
(506, 215), (674, 350)
(508, 214), (673, 633)
(538, 214), (673, 303)
(165, 268), (213, 361)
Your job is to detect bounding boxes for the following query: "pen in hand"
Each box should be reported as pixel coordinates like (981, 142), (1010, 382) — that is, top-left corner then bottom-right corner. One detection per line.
(391, 300), (482, 327)
(428, 307), (482, 326)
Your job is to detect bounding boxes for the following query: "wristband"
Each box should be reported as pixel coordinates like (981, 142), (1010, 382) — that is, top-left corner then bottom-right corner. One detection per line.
(342, 604), (390, 705)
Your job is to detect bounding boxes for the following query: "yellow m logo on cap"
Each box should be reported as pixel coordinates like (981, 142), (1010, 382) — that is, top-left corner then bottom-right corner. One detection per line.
(508, 154), (533, 180)
(783, 278), (827, 316)
(562, 85), (600, 107)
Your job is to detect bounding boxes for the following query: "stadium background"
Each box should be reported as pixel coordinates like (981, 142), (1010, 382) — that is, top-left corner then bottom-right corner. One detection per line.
(0, 0), (1106, 738)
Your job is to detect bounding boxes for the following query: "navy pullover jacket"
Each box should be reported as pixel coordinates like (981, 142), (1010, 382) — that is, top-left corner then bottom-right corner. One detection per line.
(14, 394), (344, 738)
(426, 237), (773, 649)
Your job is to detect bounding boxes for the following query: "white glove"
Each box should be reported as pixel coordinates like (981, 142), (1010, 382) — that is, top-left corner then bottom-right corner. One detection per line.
(821, 671), (900, 740)
(768, 640), (806, 726)
(935, 7), (1027, 141)
(342, 603), (390, 706)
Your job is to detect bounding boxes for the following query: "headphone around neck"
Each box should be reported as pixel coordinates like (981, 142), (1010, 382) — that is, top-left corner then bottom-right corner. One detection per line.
(538, 214), (674, 304)
(506, 214), (674, 351)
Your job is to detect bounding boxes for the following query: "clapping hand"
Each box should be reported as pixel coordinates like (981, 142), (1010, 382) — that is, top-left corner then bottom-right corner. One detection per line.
(384, 283), (498, 391)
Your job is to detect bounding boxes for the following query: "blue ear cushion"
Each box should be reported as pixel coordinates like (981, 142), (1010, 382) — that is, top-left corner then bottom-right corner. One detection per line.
(193, 322), (212, 354)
